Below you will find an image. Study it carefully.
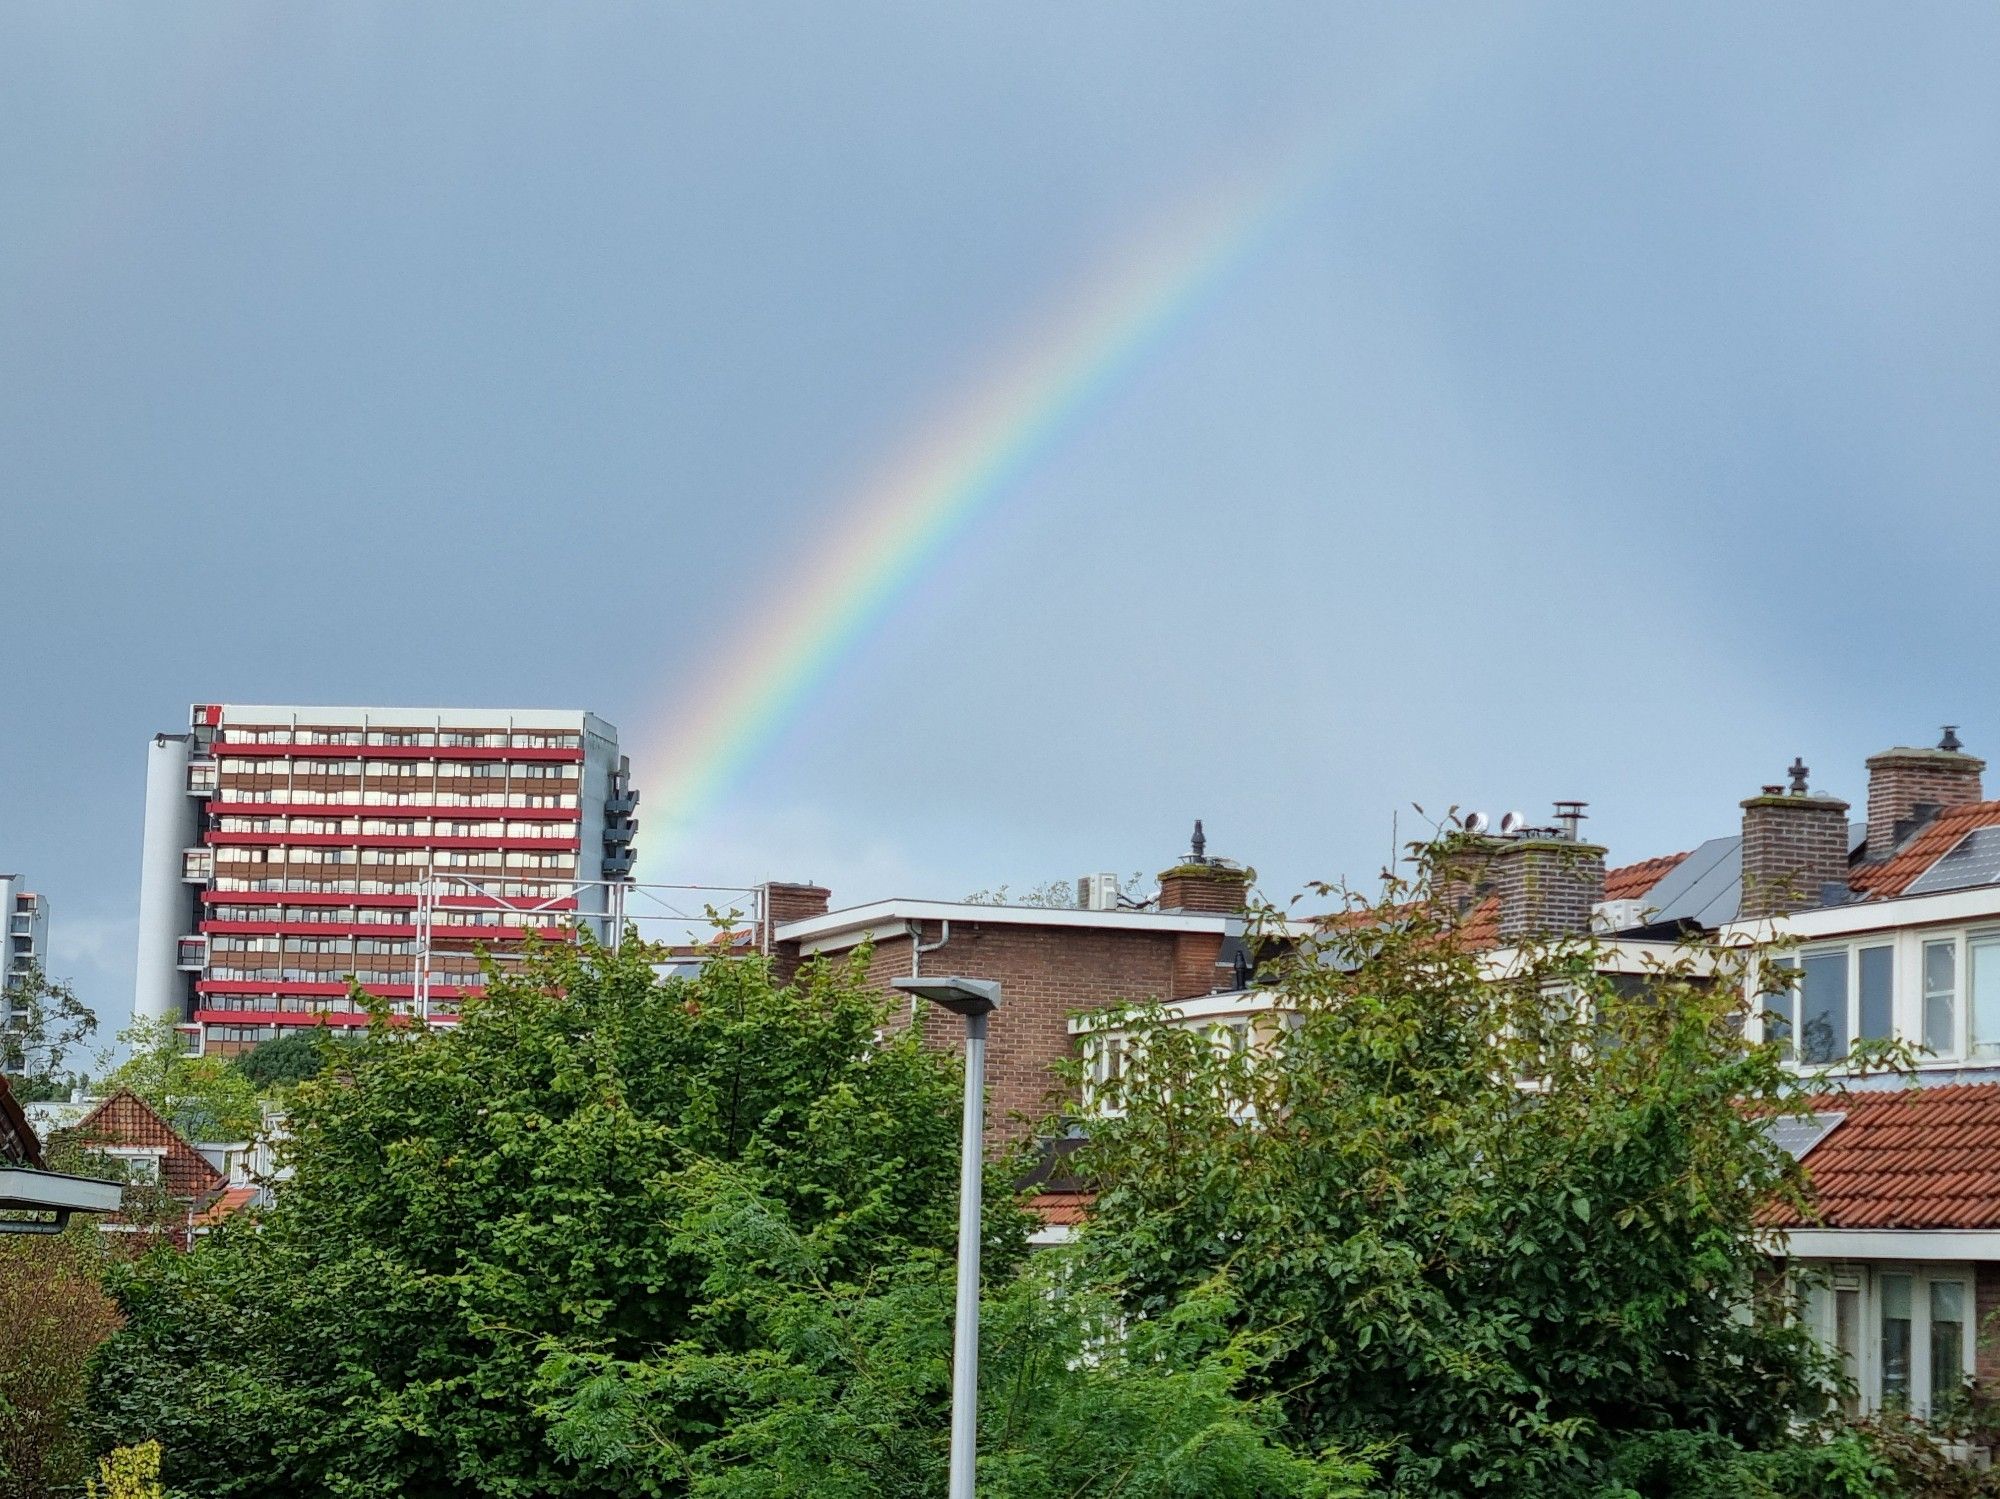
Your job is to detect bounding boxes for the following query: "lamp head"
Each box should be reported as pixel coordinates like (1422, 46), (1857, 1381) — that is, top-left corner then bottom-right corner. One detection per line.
(891, 975), (1001, 1017)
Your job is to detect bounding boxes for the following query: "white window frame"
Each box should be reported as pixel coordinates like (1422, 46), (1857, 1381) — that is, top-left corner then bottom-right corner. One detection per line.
(1793, 1259), (1975, 1420)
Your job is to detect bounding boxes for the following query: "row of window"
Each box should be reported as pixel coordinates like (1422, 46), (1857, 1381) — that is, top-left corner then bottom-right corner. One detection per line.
(209, 904), (408, 925)
(214, 847), (576, 870)
(211, 936), (417, 956)
(222, 729), (580, 749)
(208, 966), (416, 985)
(216, 791), (581, 810)
(1761, 930), (2000, 1065)
(1795, 1263), (1970, 1420)
(205, 904), (568, 930)
(212, 817), (579, 839)
(228, 756), (577, 776)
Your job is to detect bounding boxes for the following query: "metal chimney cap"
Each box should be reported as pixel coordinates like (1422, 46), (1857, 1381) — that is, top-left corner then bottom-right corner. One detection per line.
(1942, 725), (1965, 752)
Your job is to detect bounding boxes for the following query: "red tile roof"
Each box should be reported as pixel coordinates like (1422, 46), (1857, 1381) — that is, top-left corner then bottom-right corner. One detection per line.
(1849, 800), (2000, 901)
(69, 1089), (225, 1203)
(1027, 1189), (1096, 1227)
(1605, 852), (1690, 903)
(1455, 853), (1687, 951)
(193, 1185), (258, 1227)
(0, 1075), (41, 1168)
(1760, 1083), (2000, 1231)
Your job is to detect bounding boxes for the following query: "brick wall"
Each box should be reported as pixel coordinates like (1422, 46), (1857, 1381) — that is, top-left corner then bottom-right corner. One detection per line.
(1489, 839), (1606, 940)
(1865, 748), (1986, 858)
(838, 919), (1222, 1140)
(1740, 790), (1851, 920)
(1157, 867), (1250, 914)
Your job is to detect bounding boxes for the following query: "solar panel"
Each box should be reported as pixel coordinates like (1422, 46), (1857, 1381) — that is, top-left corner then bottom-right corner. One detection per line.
(1905, 826), (2000, 896)
(1765, 1110), (1844, 1162)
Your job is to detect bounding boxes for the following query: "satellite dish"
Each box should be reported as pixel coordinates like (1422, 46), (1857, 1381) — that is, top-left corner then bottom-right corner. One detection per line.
(1462, 811), (1490, 834)
(1499, 810), (1527, 836)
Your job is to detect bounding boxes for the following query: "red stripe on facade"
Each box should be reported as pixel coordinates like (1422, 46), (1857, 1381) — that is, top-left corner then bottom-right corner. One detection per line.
(202, 832), (581, 851)
(206, 802), (582, 819)
(193, 1010), (462, 1029)
(213, 744), (583, 762)
(199, 891), (580, 912)
(196, 980), (485, 999)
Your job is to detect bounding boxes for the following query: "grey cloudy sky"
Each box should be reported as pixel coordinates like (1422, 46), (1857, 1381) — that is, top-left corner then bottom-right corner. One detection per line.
(5, 3), (2000, 1023)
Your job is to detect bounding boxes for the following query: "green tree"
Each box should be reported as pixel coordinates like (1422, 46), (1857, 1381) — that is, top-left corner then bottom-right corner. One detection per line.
(1068, 846), (1856, 1498)
(228, 1031), (334, 1092)
(1, 962), (99, 1100)
(102, 1018), (260, 1142)
(87, 940), (993, 1497)
(0, 1231), (124, 1499)
(539, 1184), (1376, 1497)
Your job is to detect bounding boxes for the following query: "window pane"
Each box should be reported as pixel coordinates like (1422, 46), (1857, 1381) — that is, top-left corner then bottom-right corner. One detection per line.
(1835, 1287), (1862, 1417)
(1973, 939), (2000, 1059)
(1925, 941), (1958, 1056)
(1930, 1280), (1966, 1416)
(1763, 958), (1797, 1060)
(1801, 952), (1849, 1064)
(1880, 1273), (1913, 1411)
(1858, 946), (1893, 1042)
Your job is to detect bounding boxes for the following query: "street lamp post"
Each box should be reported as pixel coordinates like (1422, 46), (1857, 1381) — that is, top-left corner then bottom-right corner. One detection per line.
(892, 974), (1001, 1499)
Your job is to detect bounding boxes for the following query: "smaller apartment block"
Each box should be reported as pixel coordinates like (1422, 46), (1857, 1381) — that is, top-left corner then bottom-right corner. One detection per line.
(134, 704), (639, 1054)
(0, 874), (48, 1024)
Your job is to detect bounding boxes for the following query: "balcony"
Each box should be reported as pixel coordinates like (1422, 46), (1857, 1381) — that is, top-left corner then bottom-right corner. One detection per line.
(176, 937), (209, 972)
(186, 759), (219, 797)
(605, 788), (639, 817)
(181, 848), (213, 883)
(601, 848), (636, 879)
(603, 815), (638, 846)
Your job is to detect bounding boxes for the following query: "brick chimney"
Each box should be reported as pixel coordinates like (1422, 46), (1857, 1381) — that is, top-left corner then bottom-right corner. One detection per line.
(1865, 728), (1985, 860)
(1739, 759), (1850, 920)
(1156, 819), (1251, 914)
(1489, 811), (1606, 941)
(761, 881), (831, 930)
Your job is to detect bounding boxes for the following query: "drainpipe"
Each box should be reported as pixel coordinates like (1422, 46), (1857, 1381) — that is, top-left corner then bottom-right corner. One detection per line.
(910, 920), (950, 1020)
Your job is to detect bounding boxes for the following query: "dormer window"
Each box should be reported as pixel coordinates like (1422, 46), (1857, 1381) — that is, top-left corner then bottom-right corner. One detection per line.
(1761, 945), (1895, 1065)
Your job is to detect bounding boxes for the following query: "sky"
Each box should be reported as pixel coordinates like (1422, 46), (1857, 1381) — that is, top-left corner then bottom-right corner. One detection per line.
(5, 3), (2000, 1028)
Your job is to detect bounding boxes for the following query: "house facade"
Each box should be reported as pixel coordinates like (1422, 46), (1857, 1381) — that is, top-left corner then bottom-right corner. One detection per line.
(958, 729), (2000, 1422)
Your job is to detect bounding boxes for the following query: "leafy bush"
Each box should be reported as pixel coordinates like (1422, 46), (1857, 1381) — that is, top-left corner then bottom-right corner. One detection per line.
(1070, 847), (1850, 1496)
(227, 1032), (331, 1092)
(538, 1177), (1376, 1497)
(88, 939), (1000, 1496)
(0, 1231), (123, 1499)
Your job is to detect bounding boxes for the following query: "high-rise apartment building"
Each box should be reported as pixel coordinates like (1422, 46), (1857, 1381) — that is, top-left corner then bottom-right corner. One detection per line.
(134, 705), (639, 1054)
(1, 876), (50, 1020)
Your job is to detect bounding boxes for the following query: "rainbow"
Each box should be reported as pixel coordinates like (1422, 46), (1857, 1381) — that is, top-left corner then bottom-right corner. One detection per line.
(636, 149), (1323, 876)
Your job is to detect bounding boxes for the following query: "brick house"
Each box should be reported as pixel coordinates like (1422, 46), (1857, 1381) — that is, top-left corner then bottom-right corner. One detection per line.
(64, 1088), (243, 1249)
(956, 730), (2000, 1421)
(762, 835), (1262, 1139)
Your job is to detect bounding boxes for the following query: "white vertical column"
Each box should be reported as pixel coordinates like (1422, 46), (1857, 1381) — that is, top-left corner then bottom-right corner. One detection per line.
(134, 733), (199, 1028)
